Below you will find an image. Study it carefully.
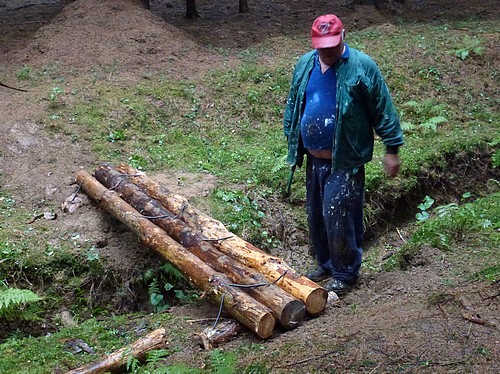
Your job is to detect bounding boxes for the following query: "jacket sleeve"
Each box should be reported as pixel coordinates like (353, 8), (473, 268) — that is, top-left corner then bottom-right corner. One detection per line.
(283, 69), (299, 138)
(363, 60), (404, 149)
(283, 53), (313, 138)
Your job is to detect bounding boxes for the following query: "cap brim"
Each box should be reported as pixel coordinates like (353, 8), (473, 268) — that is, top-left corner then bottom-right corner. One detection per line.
(312, 35), (342, 49)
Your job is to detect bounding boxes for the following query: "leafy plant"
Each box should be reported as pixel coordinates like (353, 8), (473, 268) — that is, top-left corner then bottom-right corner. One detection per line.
(143, 263), (193, 312)
(405, 193), (499, 255)
(208, 349), (237, 374)
(126, 348), (141, 372)
(214, 188), (265, 234)
(48, 87), (63, 102)
(0, 288), (42, 320)
(16, 65), (32, 81)
(400, 100), (448, 133)
(415, 195), (435, 222)
(454, 35), (484, 60)
(492, 150), (500, 168)
(471, 265), (500, 283)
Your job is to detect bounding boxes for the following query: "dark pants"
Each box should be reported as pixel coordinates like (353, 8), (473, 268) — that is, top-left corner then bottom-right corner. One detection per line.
(306, 155), (364, 283)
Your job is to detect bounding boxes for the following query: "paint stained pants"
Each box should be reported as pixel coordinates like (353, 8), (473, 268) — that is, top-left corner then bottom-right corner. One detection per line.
(306, 155), (364, 283)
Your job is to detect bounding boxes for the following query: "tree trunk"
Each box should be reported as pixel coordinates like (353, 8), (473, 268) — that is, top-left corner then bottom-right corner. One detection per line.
(185, 0), (200, 19)
(114, 163), (328, 315)
(94, 163), (305, 329)
(239, 0), (250, 13)
(66, 328), (166, 374)
(75, 169), (275, 338)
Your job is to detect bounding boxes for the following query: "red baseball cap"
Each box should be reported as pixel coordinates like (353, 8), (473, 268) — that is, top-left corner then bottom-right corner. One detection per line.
(311, 14), (344, 49)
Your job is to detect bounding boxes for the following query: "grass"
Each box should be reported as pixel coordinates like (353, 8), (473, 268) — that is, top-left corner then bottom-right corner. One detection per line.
(1, 16), (499, 374)
(386, 192), (500, 278)
(0, 313), (183, 374)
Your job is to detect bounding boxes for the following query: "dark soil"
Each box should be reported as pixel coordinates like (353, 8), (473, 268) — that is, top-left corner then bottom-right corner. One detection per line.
(0, 0), (498, 372)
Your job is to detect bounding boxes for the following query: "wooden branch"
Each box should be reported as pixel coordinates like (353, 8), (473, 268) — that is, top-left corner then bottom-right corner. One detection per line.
(114, 163), (328, 315)
(76, 169), (275, 338)
(0, 82), (28, 92)
(66, 328), (166, 374)
(94, 164), (305, 329)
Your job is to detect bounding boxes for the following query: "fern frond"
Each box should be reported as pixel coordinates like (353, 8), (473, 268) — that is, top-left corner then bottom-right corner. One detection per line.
(271, 155), (288, 174)
(429, 104), (446, 114)
(209, 349), (237, 373)
(146, 349), (170, 364)
(143, 268), (155, 282)
(160, 263), (185, 282)
(148, 279), (161, 296)
(402, 100), (419, 108)
(401, 121), (416, 131)
(0, 288), (42, 310)
(421, 116), (448, 131)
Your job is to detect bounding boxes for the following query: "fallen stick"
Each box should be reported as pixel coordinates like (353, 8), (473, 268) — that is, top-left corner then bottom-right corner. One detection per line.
(94, 163), (306, 329)
(462, 312), (497, 328)
(66, 327), (166, 374)
(114, 163), (327, 315)
(76, 169), (275, 338)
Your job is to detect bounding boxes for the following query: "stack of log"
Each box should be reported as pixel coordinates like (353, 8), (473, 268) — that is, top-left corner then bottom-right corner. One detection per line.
(76, 163), (327, 340)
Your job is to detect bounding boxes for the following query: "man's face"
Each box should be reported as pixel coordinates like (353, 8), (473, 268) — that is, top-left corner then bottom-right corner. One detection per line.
(317, 41), (344, 65)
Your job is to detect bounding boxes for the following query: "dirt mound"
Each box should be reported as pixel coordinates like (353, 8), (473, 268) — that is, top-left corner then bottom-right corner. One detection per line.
(10, 0), (219, 79)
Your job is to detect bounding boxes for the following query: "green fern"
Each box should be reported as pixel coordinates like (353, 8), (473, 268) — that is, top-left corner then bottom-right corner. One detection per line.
(400, 121), (416, 131)
(209, 349), (237, 374)
(143, 268), (155, 282)
(420, 116), (448, 131)
(0, 288), (41, 309)
(126, 351), (141, 372)
(0, 288), (42, 319)
(159, 263), (185, 283)
(146, 349), (170, 365)
(271, 155), (288, 174)
(400, 100), (448, 133)
(154, 365), (201, 374)
(454, 35), (484, 60)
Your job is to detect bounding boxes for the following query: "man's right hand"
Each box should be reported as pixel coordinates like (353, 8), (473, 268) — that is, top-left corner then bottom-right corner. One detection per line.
(384, 153), (401, 178)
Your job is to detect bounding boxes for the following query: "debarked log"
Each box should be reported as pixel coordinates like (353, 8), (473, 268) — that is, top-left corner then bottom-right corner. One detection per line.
(94, 164), (305, 330)
(114, 163), (327, 315)
(75, 169), (275, 339)
(66, 327), (166, 374)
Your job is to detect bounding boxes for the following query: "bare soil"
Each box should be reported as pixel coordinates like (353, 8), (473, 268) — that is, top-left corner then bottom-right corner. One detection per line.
(0, 0), (498, 372)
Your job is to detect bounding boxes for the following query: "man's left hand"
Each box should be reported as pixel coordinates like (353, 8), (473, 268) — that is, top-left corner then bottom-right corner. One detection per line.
(384, 153), (401, 178)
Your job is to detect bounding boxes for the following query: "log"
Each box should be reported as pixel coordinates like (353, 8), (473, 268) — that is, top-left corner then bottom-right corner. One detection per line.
(75, 169), (275, 338)
(66, 327), (166, 374)
(196, 320), (244, 350)
(114, 163), (328, 315)
(94, 164), (305, 329)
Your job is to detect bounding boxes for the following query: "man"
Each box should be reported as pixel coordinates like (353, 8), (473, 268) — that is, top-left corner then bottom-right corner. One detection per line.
(283, 14), (404, 295)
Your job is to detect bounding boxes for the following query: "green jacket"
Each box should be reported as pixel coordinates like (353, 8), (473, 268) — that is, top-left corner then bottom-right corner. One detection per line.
(283, 47), (404, 171)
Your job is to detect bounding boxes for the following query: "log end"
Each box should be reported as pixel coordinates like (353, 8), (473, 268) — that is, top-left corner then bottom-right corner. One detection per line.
(305, 287), (328, 316)
(279, 300), (306, 330)
(255, 312), (276, 339)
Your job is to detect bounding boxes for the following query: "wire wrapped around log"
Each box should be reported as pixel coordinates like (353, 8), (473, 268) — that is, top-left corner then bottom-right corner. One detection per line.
(76, 169), (275, 339)
(94, 163), (306, 330)
(113, 163), (327, 315)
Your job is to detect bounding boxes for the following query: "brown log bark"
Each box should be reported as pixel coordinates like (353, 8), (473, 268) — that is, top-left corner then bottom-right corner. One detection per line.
(196, 320), (244, 350)
(66, 328), (166, 374)
(75, 169), (275, 338)
(114, 163), (327, 315)
(94, 163), (305, 329)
